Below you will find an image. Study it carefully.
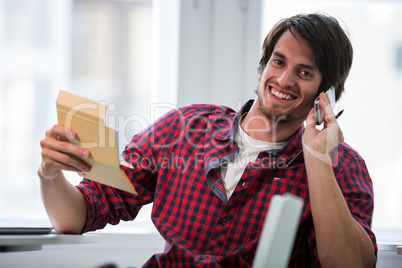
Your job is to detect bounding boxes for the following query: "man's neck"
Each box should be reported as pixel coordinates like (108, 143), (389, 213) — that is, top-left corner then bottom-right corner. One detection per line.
(240, 102), (304, 143)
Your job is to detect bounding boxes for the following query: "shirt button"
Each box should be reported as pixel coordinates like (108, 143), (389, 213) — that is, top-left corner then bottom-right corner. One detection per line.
(221, 218), (228, 225)
(241, 182), (246, 187)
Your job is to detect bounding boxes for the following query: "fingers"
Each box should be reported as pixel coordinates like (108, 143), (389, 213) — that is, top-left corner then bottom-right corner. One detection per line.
(41, 147), (90, 172)
(320, 92), (336, 125)
(318, 92), (345, 145)
(39, 124), (91, 180)
(303, 92), (344, 153)
(306, 92), (336, 129)
(305, 108), (316, 129)
(45, 124), (76, 141)
(41, 129), (89, 159)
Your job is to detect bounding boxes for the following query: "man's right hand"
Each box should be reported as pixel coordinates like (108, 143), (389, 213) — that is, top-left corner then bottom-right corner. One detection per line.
(38, 124), (91, 181)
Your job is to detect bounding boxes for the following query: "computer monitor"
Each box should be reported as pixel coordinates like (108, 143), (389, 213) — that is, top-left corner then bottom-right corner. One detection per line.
(252, 193), (303, 268)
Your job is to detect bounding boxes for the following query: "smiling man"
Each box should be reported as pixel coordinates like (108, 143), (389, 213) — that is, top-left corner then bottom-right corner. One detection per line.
(240, 14), (376, 267)
(38, 13), (377, 267)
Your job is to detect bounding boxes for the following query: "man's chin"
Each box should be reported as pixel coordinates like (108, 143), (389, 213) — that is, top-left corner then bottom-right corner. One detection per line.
(260, 109), (290, 124)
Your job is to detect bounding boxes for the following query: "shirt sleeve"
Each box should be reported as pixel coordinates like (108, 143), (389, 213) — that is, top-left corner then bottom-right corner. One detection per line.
(76, 171), (154, 232)
(307, 145), (377, 265)
(76, 107), (186, 232)
(336, 155), (377, 253)
(75, 131), (160, 232)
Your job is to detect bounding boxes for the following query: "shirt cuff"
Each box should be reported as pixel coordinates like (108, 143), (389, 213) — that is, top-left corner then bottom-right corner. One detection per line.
(76, 184), (98, 233)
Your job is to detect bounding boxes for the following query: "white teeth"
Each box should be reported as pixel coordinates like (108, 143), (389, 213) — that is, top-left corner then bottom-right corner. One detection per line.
(271, 88), (293, 100)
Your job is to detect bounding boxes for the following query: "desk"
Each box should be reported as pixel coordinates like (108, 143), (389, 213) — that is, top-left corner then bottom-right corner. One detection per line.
(378, 242), (402, 255)
(0, 233), (100, 252)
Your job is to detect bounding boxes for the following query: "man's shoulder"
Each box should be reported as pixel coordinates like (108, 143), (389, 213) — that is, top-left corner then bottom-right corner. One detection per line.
(152, 103), (237, 131)
(337, 142), (365, 162)
(159, 104), (237, 125)
(176, 103), (236, 117)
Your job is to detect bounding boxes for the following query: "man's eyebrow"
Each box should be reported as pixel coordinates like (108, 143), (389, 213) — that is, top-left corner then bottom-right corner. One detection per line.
(273, 51), (286, 60)
(272, 51), (320, 73)
(299, 63), (320, 74)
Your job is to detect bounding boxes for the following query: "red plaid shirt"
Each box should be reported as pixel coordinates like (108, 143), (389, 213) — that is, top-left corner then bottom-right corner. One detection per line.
(77, 100), (377, 267)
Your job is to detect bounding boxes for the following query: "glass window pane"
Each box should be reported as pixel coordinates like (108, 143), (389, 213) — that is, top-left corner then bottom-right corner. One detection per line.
(0, 0), (153, 227)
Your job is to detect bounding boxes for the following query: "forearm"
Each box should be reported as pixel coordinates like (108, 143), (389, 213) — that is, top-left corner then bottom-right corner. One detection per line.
(305, 153), (374, 267)
(39, 171), (88, 234)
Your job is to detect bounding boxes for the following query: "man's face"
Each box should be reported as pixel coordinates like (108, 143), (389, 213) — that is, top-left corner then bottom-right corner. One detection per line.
(256, 30), (323, 124)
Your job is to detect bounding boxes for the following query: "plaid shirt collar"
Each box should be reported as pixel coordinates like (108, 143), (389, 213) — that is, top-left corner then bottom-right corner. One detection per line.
(206, 99), (305, 169)
(204, 100), (305, 203)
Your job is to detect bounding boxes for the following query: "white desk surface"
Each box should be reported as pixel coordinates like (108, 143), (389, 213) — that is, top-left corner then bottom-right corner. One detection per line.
(378, 242), (402, 254)
(374, 226), (402, 255)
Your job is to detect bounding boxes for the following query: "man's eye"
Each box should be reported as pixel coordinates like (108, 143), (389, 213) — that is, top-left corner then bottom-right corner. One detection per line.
(273, 59), (284, 66)
(300, 71), (312, 77)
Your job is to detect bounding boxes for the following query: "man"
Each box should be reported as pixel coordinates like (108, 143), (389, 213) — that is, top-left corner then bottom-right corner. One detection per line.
(38, 13), (377, 267)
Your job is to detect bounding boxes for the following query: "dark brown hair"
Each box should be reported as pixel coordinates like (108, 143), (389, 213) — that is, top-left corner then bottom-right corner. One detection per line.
(258, 13), (353, 101)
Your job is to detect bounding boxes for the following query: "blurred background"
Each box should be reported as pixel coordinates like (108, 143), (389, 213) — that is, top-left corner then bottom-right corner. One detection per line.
(0, 0), (402, 265)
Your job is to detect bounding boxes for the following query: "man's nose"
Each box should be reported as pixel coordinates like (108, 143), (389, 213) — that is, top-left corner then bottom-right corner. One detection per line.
(277, 70), (296, 88)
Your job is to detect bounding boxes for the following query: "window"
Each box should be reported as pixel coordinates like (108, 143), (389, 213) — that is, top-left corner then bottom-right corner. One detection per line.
(0, 0), (154, 227)
(3, 0), (399, 232)
(262, 0), (402, 228)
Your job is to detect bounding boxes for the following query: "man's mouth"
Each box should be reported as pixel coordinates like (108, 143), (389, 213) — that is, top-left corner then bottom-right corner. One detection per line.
(270, 88), (297, 100)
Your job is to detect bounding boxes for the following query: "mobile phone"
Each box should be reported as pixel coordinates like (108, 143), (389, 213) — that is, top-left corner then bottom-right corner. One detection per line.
(314, 87), (336, 125)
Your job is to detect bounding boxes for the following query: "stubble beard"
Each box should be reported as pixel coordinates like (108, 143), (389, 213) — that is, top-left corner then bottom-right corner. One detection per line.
(256, 86), (310, 127)
(257, 88), (290, 126)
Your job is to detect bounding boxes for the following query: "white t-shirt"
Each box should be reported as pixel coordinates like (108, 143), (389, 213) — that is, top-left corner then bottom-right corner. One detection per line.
(220, 123), (287, 199)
